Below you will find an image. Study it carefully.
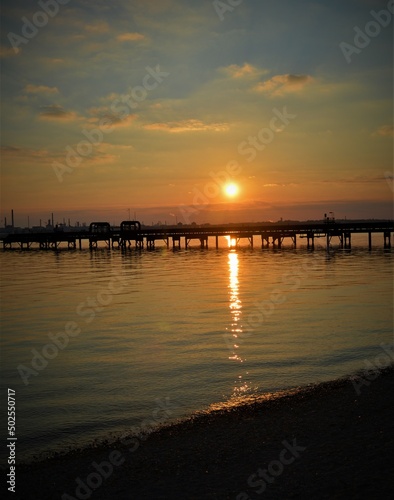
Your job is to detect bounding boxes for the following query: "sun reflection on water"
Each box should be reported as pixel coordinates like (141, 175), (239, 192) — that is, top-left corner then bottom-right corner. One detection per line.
(226, 251), (250, 396)
(225, 235), (237, 248)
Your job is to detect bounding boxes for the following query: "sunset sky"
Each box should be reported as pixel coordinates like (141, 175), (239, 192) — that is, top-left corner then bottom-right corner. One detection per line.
(1, 0), (393, 226)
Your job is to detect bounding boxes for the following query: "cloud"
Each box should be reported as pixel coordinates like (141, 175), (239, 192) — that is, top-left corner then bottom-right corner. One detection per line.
(1, 145), (117, 169)
(254, 74), (314, 96)
(38, 105), (79, 122)
(84, 152), (117, 166)
(372, 125), (394, 137)
(0, 145), (64, 167)
(116, 32), (146, 42)
(130, 0), (175, 14)
(143, 119), (230, 133)
(221, 63), (268, 79)
(85, 21), (110, 34)
(88, 107), (137, 128)
(99, 143), (134, 152)
(1, 145), (50, 160)
(25, 84), (59, 95)
(47, 58), (64, 64)
(0, 45), (20, 58)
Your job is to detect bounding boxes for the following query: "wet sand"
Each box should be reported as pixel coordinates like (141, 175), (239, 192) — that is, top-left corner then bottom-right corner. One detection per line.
(10, 366), (394, 499)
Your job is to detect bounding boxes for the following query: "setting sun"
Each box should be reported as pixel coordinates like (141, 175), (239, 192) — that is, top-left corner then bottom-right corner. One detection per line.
(224, 183), (239, 197)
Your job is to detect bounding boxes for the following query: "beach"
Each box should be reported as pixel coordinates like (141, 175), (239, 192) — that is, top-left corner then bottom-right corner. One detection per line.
(11, 365), (394, 499)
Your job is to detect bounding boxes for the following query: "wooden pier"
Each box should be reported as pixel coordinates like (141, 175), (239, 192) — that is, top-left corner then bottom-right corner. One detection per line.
(1, 220), (393, 251)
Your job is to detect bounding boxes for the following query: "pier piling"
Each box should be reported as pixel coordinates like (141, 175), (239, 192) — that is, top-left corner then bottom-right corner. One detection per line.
(384, 231), (391, 249)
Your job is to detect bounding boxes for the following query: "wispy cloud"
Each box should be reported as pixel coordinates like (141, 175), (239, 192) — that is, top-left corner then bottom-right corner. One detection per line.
(38, 105), (80, 122)
(0, 45), (20, 58)
(85, 21), (110, 34)
(116, 32), (146, 42)
(1, 145), (117, 169)
(106, 114), (137, 128)
(99, 143), (134, 152)
(83, 152), (117, 166)
(221, 63), (268, 79)
(25, 84), (59, 95)
(254, 74), (314, 96)
(372, 125), (394, 138)
(87, 107), (137, 128)
(1, 145), (51, 161)
(46, 58), (65, 64)
(143, 119), (230, 133)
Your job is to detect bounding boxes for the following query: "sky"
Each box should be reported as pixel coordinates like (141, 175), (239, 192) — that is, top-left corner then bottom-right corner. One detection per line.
(0, 0), (393, 227)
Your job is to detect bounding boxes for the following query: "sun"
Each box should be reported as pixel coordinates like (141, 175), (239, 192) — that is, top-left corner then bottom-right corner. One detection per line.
(224, 183), (239, 197)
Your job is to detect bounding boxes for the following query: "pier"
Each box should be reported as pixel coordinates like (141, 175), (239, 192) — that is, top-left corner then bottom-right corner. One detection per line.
(1, 220), (393, 251)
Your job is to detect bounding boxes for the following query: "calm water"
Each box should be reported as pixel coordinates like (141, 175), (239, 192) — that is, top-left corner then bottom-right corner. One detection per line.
(0, 236), (393, 463)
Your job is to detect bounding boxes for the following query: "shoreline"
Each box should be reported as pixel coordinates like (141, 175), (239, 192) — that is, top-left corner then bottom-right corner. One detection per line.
(10, 365), (394, 499)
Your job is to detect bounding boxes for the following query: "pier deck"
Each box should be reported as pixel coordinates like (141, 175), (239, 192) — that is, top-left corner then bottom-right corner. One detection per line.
(1, 220), (393, 251)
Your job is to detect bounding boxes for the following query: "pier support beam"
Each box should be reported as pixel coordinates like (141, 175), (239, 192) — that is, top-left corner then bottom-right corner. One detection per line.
(344, 232), (351, 249)
(172, 236), (181, 249)
(384, 231), (391, 249)
(368, 232), (372, 250)
(119, 239), (128, 248)
(307, 234), (314, 250)
(146, 237), (155, 249)
(291, 235), (297, 248)
(215, 235), (219, 249)
(200, 237), (208, 249)
(135, 237), (144, 249)
(261, 236), (270, 248)
(273, 236), (283, 248)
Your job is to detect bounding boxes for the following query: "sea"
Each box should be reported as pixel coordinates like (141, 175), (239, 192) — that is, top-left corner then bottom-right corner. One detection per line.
(0, 234), (393, 464)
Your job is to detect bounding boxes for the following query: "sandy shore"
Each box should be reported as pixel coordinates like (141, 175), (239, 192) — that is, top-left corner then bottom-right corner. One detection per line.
(10, 365), (394, 499)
